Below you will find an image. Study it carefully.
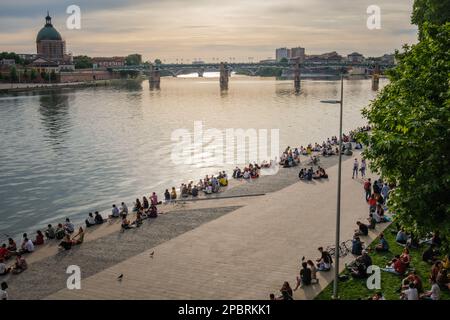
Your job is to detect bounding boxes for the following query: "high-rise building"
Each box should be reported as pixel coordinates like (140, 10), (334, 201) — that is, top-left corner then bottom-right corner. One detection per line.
(290, 47), (305, 63)
(276, 48), (289, 61)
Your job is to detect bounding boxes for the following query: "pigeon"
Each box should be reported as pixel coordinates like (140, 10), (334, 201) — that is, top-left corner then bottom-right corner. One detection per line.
(301, 256), (305, 261)
(117, 274), (123, 281)
(149, 251), (154, 258)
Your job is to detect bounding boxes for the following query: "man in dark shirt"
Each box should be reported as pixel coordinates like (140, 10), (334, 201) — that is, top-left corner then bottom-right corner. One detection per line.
(300, 262), (312, 286)
(355, 221), (369, 236)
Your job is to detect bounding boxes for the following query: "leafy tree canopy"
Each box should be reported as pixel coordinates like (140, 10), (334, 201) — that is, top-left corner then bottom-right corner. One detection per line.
(360, 22), (450, 247)
(125, 54), (142, 66)
(412, 0), (450, 38)
(73, 55), (93, 69)
(0, 52), (24, 65)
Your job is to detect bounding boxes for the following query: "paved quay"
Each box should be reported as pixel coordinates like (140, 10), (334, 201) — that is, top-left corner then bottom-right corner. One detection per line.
(46, 152), (381, 300)
(4, 206), (241, 300)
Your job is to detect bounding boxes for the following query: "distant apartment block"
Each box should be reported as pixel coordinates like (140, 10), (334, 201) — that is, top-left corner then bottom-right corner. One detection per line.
(275, 48), (290, 61)
(276, 46), (305, 63)
(92, 56), (126, 68)
(290, 47), (305, 63)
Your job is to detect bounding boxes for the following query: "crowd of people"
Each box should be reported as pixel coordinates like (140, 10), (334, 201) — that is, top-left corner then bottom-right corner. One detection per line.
(163, 171), (230, 201)
(298, 166), (328, 181)
(279, 126), (371, 170)
(269, 153), (448, 300)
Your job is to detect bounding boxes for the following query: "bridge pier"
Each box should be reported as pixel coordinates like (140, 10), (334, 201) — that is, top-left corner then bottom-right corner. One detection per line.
(149, 64), (161, 90)
(220, 62), (229, 90)
(198, 67), (204, 78)
(293, 61), (301, 92)
(371, 63), (380, 91)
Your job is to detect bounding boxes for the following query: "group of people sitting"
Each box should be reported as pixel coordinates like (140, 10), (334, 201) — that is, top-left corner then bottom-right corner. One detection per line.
(298, 166), (328, 181)
(233, 164), (264, 179)
(163, 171), (229, 201)
(278, 126), (371, 171)
(269, 247), (334, 299)
(0, 217), (86, 276)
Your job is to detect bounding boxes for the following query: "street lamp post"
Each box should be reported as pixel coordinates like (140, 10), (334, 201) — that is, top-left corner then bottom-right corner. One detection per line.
(320, 73), (344, 300)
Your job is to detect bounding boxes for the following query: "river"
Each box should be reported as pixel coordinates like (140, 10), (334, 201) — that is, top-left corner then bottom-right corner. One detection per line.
(0, 74), (386, 239)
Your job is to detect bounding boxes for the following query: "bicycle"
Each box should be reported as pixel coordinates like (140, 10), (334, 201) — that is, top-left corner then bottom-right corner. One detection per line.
(326, 240), (353, 258)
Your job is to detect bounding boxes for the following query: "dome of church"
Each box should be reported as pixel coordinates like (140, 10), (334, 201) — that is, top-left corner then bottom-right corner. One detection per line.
(36, 13), (62, 42)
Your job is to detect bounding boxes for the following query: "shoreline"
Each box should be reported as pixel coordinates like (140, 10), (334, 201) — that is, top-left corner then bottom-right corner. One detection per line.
(0, 80), (115, 94)
(1, 127), (368, 243)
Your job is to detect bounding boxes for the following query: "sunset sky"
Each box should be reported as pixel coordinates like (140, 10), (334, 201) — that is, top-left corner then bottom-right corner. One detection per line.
(0, 0), (418, 62)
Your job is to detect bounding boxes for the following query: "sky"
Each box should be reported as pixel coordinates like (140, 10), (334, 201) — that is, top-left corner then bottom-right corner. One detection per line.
(0, 0), (418, 62)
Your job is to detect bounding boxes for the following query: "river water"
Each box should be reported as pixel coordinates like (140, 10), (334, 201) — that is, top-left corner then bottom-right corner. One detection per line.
(0, 75), (386, 239)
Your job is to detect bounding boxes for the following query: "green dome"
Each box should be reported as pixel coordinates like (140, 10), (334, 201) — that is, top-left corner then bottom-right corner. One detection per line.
(36, 14), (62, 42)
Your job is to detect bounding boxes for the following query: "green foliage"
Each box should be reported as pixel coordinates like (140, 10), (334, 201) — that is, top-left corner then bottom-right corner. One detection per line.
(119, 70), (140, 78)
(316, 224), (450, 300)
(9, 66), (18, 82)
(0, 51), (24, 65)
(257, 67), (282, 77)
(412, 0), (450, 38)
(73, 55), (93, 69)
(154, 59), (162, 65)
(125, 54), (142, 66)
(359, 23), (450, 248)
(41, 71), (48, 81)
(30, 69), (37, 80)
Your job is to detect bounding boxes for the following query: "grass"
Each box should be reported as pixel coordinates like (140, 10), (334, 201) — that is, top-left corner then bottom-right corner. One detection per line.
(315, 223), (450, 300)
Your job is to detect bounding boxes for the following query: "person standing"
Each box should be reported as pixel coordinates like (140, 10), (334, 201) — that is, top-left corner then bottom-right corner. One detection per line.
(381, 183), (390, 204)
(364, 178), (372, 201)
(352, 158), (359, 179)
(360, 159), (367, 178)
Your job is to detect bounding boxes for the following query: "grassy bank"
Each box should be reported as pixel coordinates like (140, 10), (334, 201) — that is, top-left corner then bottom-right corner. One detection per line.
(315, 223), (450, 300)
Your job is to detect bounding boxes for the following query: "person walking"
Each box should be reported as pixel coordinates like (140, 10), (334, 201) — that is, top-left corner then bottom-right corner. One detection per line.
(360, 159), (366, 178)
(352, 158), (359, 179)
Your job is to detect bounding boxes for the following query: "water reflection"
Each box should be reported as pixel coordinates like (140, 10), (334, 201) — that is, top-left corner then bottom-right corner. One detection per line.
(38, 91), (71, 151)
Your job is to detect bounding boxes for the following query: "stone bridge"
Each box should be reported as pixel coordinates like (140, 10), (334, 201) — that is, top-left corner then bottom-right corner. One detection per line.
(111, 61), (394, 78)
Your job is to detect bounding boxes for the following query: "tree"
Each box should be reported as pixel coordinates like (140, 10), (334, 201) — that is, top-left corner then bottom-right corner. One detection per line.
(9, 66), (18, 82)
(22, 69), (28, 81)
(50, 70), (57, 81)
(73, 55), (93, 69)
(279, 57), (288, 64)
(412, 0), (450, 38)
(154, 59), (162, 65)
(125, 54), (142, 66)
(0, 51), (24, 65)
(359, 22), (450, 248)
(30, 69), (37, 81)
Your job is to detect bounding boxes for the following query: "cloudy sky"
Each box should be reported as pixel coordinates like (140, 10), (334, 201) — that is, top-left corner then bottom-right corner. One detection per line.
(0, 0), (418, 62)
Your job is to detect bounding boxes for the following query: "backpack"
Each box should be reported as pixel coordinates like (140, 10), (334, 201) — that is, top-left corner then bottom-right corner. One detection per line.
(364, 181), (370, 190)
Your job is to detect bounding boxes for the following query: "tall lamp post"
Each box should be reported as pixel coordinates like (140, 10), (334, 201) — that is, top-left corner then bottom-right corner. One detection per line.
(320, 73), (344, 300)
